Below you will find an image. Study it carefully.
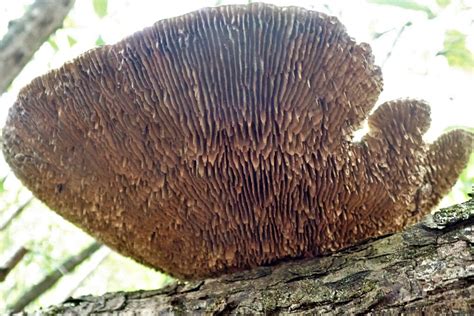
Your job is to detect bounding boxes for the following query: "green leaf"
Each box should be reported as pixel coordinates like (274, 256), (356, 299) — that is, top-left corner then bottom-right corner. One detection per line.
(438, 30), (474, 71)
(436, 0), (451, 8)
(0, 177), (5, 193)
(63, 16), (77, 28)
(92, 0), (108, 18)
(67, 35), (77, 47)
(47, 38), (59, 52)
(368, 0), (436, 19)
(95, 35), (105, 46)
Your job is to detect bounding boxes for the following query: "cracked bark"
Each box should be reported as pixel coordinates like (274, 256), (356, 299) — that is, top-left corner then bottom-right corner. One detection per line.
(37, 198), (473, 315)
(0, 0), (75, 94)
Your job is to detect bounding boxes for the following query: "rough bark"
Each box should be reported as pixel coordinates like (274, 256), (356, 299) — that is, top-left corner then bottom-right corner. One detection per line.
(38, 199), (474, 315)
(0, 0), (75, 94)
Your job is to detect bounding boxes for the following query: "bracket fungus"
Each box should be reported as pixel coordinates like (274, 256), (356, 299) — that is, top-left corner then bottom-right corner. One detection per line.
(2, 3), (473, 279)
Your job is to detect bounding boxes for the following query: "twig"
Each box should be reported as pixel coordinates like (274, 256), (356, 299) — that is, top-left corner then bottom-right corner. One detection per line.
(0, 197), (34, 231)
(59, 247), (111, 302)
(381, 21), (412, 68)
(0, 246), (29, 282)
(7, 242), (102, 313)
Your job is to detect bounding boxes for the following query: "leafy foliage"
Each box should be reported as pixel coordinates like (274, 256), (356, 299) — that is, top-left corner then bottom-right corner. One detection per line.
(0, 177), (5, 193)
(368, 0), (436, 18)
(439, 30), (474, 71)
(67, 35), (77, 47)
(47, 38), (59, 52)
(92, 0), (108, 18)
(436, 0), (451, 8)
(95, 35), (105, 46)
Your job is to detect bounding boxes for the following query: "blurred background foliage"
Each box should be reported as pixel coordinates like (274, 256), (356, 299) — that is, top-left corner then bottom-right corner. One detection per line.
(0, 0), (473, 313)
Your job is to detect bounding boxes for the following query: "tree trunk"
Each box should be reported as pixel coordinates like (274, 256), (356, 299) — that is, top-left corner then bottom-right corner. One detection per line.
(0, 0), (75, 93)
(37, 198), (473, 315)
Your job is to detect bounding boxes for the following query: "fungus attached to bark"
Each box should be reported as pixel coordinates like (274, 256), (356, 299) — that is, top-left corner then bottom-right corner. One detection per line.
(2, 3), (473, 279)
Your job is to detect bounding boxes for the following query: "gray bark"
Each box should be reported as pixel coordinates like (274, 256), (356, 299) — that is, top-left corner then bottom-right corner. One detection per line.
(38, 199), (474, 315)
(0, 0), (75, 94)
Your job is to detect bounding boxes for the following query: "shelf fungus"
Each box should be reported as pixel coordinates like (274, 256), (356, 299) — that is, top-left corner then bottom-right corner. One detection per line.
(2, 3), (473, 279)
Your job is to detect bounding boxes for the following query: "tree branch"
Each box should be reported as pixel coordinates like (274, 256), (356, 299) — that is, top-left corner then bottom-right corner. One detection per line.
(380, 21), (412, 68)
(38, 199), (474, 315)
(0, 246), (28, 282)
(0, 197), (33, 231)
(8, 242), (102, 314)
(58, 247), (111, 303)
(0, 0), (75, 94)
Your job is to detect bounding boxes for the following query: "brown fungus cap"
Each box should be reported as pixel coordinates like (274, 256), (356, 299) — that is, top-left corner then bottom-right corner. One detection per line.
(2, 3), (473, 279)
